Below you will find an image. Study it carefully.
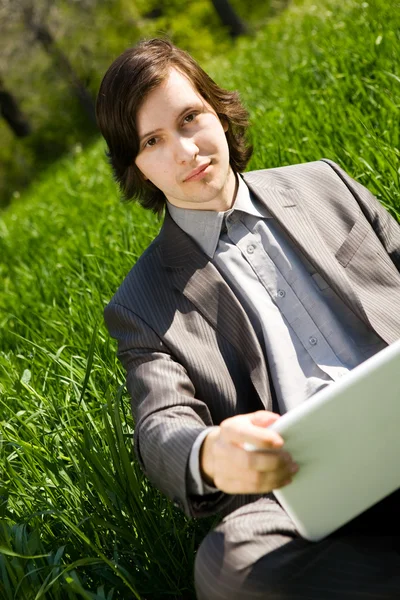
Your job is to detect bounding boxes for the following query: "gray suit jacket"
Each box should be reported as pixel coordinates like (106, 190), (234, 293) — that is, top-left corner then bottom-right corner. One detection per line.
(104, 159), (400, 519)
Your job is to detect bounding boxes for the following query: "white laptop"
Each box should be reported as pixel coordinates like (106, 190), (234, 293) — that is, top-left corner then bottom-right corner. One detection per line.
(267, 338), (400, 542)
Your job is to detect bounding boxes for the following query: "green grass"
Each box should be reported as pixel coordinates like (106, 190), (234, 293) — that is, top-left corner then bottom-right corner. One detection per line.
(1, 0), (399, 597)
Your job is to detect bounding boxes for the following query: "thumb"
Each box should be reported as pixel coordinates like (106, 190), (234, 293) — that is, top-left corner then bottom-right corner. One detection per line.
(250, 410), (281, 428)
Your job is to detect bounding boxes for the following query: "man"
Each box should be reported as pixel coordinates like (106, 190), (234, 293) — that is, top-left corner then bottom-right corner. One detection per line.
(96, 38), (400, 599)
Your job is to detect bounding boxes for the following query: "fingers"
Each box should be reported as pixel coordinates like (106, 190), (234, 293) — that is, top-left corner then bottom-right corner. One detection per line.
(206, 411), (300, 494)
(212, 438), (299, 494)
(213, 456), (295, 494)
(216, 439), (289, 472)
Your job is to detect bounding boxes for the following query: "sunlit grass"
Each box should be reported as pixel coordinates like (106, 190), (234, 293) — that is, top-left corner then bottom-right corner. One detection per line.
(1, 0), (399, 597)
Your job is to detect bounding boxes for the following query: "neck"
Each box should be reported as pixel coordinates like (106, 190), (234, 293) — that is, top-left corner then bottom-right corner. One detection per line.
(223, 169), (238, 211)
(198, 167), (238, 212)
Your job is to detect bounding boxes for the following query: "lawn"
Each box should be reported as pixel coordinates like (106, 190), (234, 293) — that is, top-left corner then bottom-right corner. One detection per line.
(0, 0), (399, 597)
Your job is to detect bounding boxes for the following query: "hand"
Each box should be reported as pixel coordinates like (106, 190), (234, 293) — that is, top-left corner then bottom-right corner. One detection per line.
(200, 411), (299, 494)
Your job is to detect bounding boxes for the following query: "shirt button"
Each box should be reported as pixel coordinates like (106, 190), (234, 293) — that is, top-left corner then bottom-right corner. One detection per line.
(277, 289), (286, 298)
(247, 244), (256, 254)
(309, 336), (318, 346)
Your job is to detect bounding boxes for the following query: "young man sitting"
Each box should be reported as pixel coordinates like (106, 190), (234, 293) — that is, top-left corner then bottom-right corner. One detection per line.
(96, 38), (400, 599)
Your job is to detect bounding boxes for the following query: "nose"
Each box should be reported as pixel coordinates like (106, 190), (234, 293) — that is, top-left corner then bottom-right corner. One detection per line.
(173, 133), (199, 163)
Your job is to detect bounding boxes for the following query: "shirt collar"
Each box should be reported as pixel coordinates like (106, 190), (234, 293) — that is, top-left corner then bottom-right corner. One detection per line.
(166, 173), (271, 259)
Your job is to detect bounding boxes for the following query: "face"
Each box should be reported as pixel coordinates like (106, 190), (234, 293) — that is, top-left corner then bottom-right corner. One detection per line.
(134, 68), (237, 212)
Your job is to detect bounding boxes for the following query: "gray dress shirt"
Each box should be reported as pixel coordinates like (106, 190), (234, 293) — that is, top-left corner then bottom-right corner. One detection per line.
(167, 173), (386, 494)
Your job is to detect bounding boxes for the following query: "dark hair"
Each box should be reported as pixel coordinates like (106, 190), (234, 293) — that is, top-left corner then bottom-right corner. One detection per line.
(96, 38), (253, 218)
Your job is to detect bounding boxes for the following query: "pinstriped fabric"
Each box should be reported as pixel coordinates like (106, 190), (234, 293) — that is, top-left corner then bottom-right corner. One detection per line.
(195, 491), (400, 599)
(104, 159), (400, 521)
(104, 293), (267, 518)
(335, 218), (371, 267)
(243, 160), (400, 341)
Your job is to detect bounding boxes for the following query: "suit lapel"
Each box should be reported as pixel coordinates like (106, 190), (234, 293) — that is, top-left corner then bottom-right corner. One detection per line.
(159, 166), (374, 409)
(242, 171), (371, 326)
(160, 212), (273, 410)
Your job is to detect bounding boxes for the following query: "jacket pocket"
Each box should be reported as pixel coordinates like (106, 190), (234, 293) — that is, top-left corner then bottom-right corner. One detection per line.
(335, 218), (370, 267)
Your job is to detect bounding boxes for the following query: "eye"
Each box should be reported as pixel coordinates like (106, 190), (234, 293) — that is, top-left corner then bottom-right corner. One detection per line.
(183, 112), (198, 124)
(144, 137), (158, 149)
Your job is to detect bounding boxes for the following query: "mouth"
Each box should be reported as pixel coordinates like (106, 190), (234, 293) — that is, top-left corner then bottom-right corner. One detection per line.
(184, 161), (211, 182)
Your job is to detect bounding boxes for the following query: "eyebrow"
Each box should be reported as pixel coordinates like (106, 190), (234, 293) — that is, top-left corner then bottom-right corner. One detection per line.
(138, 104), (202, 144)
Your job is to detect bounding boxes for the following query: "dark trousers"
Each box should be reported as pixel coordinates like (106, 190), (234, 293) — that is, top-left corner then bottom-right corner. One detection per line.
(194, 489), (400, 599)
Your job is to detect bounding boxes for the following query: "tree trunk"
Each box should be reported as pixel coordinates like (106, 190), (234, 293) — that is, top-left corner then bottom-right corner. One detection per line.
(23, 7), (96, 126)
(0, 80), (31, 137)
(210, 0), (248, 38)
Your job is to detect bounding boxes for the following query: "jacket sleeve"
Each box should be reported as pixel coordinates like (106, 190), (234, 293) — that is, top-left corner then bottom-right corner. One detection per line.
(320, 159), (400, 272)
(104, 300), (235, 519)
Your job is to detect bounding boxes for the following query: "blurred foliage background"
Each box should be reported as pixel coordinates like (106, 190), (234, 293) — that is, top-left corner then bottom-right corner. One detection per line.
(0, 0), (287, 209)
